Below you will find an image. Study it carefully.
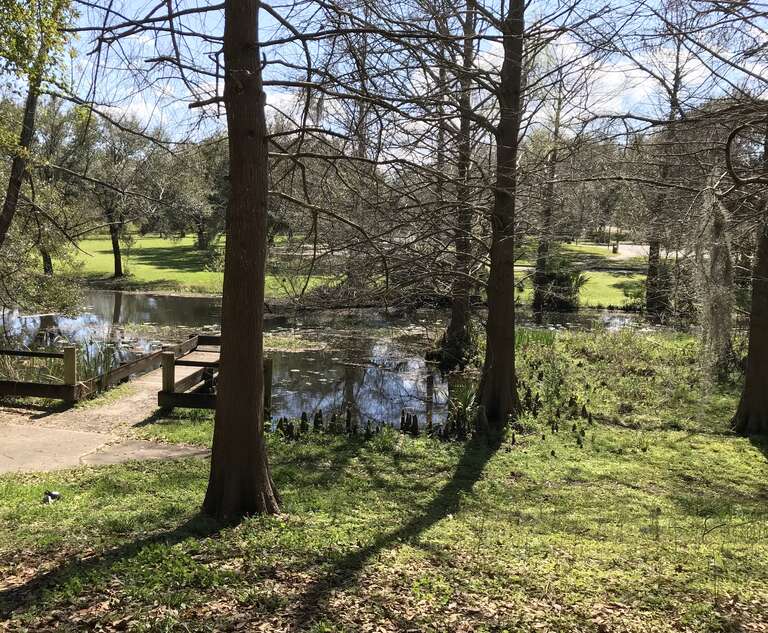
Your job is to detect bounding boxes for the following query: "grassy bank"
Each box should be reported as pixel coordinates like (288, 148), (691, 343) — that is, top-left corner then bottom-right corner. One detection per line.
(2, 331), (766, 631)
(68, 235), (646, 308)
(70, 235), (330, 296)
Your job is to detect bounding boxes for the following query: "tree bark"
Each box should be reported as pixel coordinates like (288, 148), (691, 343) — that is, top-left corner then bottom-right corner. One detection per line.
(645, 237), (664, 318)
(196, 220), (209, 250)
(203, 0), (280, 519)
(0, 52), (46, 249)
(478, 0), (524, 430)
(105, 210), (124, 278)
(733, 222), (768, 435)
(441, 0), (476, 370)
(40, 248), (53, 276)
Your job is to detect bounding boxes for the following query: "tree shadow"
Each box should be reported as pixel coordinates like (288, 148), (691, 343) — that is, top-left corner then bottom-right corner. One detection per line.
(289, 433), (501, 627)
(131, 407), (175, 428)
(128, 245), (213, 273)
(749, 433), (768, 462)
(81, 275), (184, 292)
(0, 398), (72, 418)
(0, 513), (225, 620)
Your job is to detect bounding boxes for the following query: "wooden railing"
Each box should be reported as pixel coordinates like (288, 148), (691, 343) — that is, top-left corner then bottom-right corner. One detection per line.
(157, 334), (272, 413)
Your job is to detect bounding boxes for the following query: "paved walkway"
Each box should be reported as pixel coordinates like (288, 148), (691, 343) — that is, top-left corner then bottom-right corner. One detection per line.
(0, 424), (209, 473)
(0, 350), (218, 474)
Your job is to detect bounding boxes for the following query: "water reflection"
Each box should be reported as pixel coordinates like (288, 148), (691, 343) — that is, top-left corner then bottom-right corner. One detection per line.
(269, 337), (449, 426)
(84, 290), (222, 328)
(0, 290), (652, 417)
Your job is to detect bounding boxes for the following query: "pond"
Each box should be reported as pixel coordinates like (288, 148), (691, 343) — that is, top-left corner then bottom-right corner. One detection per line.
(0, 290), (651, 425)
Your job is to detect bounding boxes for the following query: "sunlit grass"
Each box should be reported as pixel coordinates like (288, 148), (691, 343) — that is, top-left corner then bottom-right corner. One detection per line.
(1, 331), (765, 631)
(68, 235), (330, 296)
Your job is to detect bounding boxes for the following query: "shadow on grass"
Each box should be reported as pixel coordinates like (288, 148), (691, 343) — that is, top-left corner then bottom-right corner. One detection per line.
(79, 274), (185, 292)
(0, 513), (223, 620)
(128, 245), (213, 273)
(289, 433), (501, 628)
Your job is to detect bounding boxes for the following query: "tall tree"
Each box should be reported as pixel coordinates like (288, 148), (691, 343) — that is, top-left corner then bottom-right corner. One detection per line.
(203, 0), (280, 518)
(440, 0), (478, 370)
(0, 0), (68, 249)
(732, 126), (768, 435)
(477, 0), (524, 430)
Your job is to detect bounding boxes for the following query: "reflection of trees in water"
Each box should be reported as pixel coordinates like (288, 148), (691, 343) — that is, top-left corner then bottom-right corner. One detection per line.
(270, 340), (448, 426)
(83, 291), (221, 327)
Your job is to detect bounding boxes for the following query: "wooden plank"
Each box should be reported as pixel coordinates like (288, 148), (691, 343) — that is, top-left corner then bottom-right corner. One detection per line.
(0, 381), (78, 401)
(0, 349), (64, 359)
(158, 391), (216, 409)
(174, 367), (208, 394)
(170, 335), (199, 357)
(103, 350), (164, 387)
(175, 359), (220, 368)
(197, 334), (221, 346)
(63, 346), (77, 386)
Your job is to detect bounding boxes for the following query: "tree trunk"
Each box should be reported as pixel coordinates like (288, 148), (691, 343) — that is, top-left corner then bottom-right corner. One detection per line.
(196, 221), (209, 250)
(645, 237), (664, 318)
(478, 0), (524, 431)
(0, 52), (46, 249)
(106, 211), (124, 278)
(698, 183), (734, 381)
(40, 248), (53, 276)
(532, 89), (562, 324)
(203, 0), (280, 519)
(441, 0), (476, 370)
(733, 223), (768, 435)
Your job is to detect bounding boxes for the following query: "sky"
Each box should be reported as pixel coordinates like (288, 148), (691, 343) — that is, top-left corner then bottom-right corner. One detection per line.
(59, 0), (768, 145)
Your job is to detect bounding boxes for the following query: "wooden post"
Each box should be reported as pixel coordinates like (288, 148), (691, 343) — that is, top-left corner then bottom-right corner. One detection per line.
(162, 351), (176, 393)
(263, 357), (273, 418)
(63, 346), (77, 386)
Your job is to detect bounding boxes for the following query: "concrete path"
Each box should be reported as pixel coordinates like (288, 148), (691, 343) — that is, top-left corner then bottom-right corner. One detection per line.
(0, 424), (209, 473)
(0, 349), (217, 473)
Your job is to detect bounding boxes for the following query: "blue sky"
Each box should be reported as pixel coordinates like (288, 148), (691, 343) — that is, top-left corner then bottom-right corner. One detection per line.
(60, 0), (768, 144)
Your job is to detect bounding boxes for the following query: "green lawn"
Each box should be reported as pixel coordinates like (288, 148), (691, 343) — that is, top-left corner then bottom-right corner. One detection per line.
(70, 235), (330, 296)
(68, 235), (645, 306)
(2, 331), (766, 631)
(516, 269), (645, 309)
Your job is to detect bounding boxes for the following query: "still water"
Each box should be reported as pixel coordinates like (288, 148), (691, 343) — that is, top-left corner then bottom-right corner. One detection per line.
(0, 290), (647, 424)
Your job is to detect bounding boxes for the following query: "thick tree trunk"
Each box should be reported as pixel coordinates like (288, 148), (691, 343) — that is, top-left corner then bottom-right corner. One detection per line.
(699, 187), (734, 381)
(441, 1), (476, 370)
(203, 0), (280, 519)
(478, 0), (524, 431)
(733, 223), (768, 435)
(106, 211), (124, 278)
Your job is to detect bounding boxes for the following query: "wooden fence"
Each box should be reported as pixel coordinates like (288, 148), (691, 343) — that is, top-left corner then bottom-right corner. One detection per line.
(0, 339), (183, 404)
(157, 334), (272, 413)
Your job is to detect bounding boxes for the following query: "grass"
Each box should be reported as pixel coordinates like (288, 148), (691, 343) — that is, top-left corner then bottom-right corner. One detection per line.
(68, 235), (645, 307)
(515, 269), (646, 309)
(69, 235), (331, 296)
(2, 331), (766, 631)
